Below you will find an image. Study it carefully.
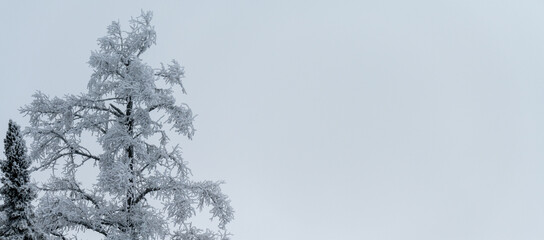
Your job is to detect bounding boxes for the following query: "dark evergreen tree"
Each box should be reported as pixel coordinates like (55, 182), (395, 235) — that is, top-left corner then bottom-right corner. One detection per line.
(0, 120), (39, 239)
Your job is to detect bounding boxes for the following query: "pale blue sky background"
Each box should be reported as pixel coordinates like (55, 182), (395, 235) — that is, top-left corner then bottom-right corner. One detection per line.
(2, 1), (544, 239)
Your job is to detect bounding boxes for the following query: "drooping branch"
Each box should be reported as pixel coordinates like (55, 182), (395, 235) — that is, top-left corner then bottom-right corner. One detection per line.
(60, 215), (108, 237)
(46, 130), (101, 161)
(40, 178), (101, 209)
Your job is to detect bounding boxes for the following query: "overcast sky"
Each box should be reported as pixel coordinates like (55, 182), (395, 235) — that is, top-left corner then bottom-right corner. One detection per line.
(2, 1), (544, 239)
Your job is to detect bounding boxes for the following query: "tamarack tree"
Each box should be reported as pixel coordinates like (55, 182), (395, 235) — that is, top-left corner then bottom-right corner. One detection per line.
(22, 11), (233, 240)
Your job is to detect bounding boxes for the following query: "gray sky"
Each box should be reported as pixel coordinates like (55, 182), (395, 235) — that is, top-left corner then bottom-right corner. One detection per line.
(2, 1), (544, 239)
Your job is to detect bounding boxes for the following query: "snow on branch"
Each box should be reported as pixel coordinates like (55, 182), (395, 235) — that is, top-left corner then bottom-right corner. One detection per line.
(157, 60), (187, 93)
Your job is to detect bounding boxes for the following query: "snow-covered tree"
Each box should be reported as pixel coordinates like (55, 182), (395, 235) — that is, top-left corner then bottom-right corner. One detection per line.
(21, 11), (233, 240)
(0, 120), (41, 239)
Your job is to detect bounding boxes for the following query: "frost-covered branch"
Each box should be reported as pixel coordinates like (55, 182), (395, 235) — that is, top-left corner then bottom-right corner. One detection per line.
(41, 177), (101, 209)
(36, 195), (109, 237)
(50, 231), (69, 240)
(172, 224), (231, 240)
(39, 129), (100, 162)
(156, 60), (186, 93)
(63, 216), (108, 237)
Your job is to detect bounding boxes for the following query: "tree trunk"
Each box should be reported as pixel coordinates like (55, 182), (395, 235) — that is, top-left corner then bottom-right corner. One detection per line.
(125, 97), (137, 239)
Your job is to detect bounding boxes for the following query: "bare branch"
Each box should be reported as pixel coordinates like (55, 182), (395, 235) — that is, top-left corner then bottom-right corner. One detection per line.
(134, 186), (162, 205)
(110, 103), (125, 117)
